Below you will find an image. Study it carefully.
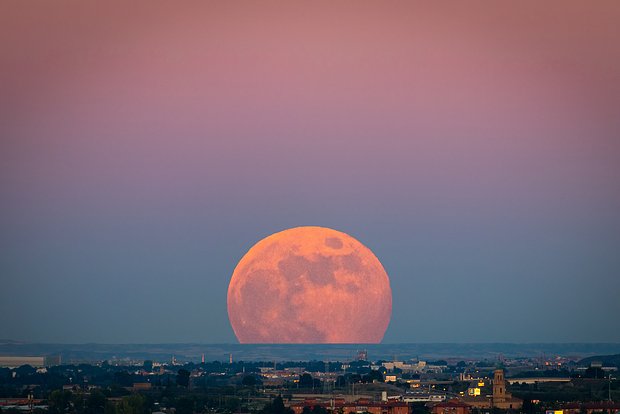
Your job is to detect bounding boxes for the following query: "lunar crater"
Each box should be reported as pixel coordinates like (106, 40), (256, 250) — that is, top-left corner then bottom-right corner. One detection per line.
(325, 237), (343, 249)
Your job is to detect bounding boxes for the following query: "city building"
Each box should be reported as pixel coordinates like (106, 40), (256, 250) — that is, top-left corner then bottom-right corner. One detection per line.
(0, 355), (60, 368)
(560, 402), (620, 414)
(290, 398), (409, 414)
(431, 400), (471, 414)
(132, 382), (152, 391)
(461, 369), (522, 410)
(491, 369), (523, 409)
(402, 393), (446, 403)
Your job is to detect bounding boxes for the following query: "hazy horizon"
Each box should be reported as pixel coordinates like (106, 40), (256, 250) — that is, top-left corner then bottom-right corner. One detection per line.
(3, 341), (620, 363)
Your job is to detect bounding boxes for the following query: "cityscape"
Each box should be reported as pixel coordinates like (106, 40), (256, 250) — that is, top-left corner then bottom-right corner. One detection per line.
(1, 345), (619, 414)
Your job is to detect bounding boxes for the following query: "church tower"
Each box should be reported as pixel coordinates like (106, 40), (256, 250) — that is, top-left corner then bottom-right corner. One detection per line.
(493, 369), (506, 402)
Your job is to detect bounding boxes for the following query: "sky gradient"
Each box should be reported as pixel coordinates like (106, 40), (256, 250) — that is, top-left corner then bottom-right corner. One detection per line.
(1, 1), (619, 343)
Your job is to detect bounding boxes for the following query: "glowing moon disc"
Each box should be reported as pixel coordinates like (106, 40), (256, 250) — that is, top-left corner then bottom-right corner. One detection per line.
(227, 226), (392, 343)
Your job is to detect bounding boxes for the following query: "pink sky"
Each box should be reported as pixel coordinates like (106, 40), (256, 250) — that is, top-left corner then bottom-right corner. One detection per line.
(1, 1), (619, 343)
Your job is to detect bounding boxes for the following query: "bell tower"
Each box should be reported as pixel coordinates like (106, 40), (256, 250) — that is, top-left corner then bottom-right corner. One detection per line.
(493, 369), (506, 402)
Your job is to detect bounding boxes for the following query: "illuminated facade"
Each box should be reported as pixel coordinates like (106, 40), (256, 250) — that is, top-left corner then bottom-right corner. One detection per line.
(461, 369), (522, 410)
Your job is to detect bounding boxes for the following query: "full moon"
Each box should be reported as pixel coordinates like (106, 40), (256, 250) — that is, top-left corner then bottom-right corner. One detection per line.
(227, 226), (392, 343)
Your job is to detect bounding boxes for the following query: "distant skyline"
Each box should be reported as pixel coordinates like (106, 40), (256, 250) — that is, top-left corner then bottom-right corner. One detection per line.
(1, 1), (619, 344)
(2, 343), (620, 363)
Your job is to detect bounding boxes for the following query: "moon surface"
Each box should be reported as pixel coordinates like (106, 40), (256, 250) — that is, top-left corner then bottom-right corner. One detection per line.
(227, 226), (392, 343)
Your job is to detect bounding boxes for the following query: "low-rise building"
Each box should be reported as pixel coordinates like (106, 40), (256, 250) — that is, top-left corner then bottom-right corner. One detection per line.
(561, 402), (620, 414)
(431, 400), (471, 414)
(290, 398), (409, 414)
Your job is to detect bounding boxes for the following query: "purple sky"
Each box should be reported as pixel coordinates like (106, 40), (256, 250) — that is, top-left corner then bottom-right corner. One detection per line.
(1, 1), (619, 343)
